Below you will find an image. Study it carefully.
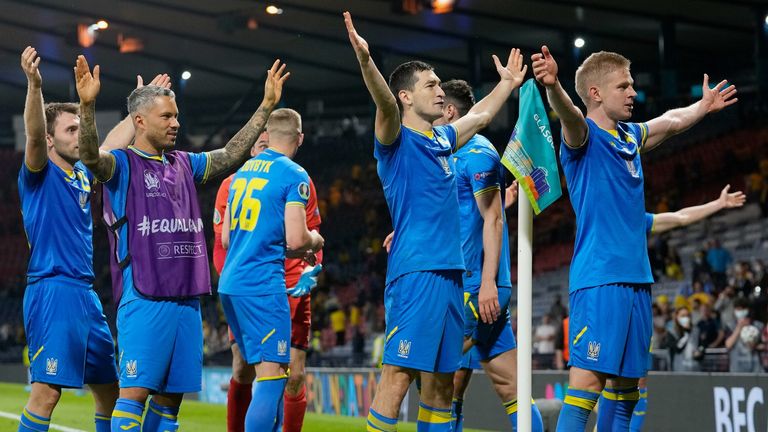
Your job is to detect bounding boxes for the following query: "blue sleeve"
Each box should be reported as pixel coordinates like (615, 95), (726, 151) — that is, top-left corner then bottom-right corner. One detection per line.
(373, 126), (402, 161)
(630, 122), (649, 150)
(105, 150), (128, 190)
(467, 151), (501, 197)
(560, 123), (590, 161)
(186, 152), (211, 184)
(645, 212), (655, 234)
(285, 166), (311, 208)
(18, 161), (49, 190)
(435, 124), (458, 151)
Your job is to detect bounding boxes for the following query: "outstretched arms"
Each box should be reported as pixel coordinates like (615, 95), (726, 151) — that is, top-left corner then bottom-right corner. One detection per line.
(205, 60), (290, 179)
(644, 75), (737, 152)
(453, 49), (527, 148)
(651, 185), (746, 234)
(344, 11), (400, 145)
(21, 47), (46, 171)
(531, 45), (588, 148)
(75, 55), (115, 182)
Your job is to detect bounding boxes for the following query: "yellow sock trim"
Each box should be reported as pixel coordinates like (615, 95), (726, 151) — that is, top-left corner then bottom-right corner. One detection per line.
(256, 374), (289, 382)
(367, 412), (397, 431)
(564, 395), (598, 411)
(148, 404), (176, 420)
(602, 389), (640, 401)
(22, 409), (49, 425)
(504, 399), (518, 415)
(95, 414), (111, 421)
(112, 409), (143, 423)
(417, 406), (452, 424)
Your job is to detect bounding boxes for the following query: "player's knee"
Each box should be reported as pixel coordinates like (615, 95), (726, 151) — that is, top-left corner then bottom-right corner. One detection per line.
(608, 376), (639, 389)
(232, 362), (256, 384)
(30, 385), (62, 412)
(285, 371), (305, 396)
(492, 379), (517, 402)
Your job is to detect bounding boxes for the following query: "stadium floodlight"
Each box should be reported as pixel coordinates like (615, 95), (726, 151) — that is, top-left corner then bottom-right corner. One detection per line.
(574, 37), (585, 48)
(181, 71), (192, 80)
(266, 5), (284, 15)
(764, 14), (768, 26)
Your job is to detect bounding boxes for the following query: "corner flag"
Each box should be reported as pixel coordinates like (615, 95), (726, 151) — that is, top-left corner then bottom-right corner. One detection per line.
(501, 79), (562, 215)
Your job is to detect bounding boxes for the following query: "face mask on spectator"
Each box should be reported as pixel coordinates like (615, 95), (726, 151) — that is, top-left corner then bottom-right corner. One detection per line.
(734, 309), (749, 320)
(678, 316), (691, 329)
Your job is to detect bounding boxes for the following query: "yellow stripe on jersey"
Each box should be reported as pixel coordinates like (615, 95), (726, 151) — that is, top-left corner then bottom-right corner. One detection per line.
(24, 160), (47, 173)
(129, 146), (163, 161)
(285, 201), (306, 208)
(404, 125), (434, 139)
(467, 300), (479, 320)
(473, 185), (501, 197)
(201, 153), (212, 184)
(639, 123), (649, 148)
(31, 346), (44, 362)
(261, 329), (276, 344)
(573, 326), (588, 346)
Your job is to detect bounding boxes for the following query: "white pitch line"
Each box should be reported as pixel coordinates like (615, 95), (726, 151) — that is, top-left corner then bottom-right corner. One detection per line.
(0, 410), (87, 432)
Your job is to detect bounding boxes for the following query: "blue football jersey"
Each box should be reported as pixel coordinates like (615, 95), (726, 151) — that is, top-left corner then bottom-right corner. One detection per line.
(218, 148), (311, 296)
(454, 134), (512, 292)
(103, 146), (210, 305)
(18, 160), (95, 283)
(375, 125), (465, 284)
(645, 212), (655, 234)
(561, 118), (654, 292)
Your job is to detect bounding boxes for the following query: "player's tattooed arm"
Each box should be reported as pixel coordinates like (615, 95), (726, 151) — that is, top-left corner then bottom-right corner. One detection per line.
(100, 74), (172, 151)
(205, 60), (289, 179)
(21, 46), (47, 171)
(454, 48), (527, 149)
(344, 11), (400, 145)
(75, 55), (115, 182)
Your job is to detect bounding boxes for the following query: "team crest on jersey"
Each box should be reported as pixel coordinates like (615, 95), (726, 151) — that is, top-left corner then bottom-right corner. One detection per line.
(438, 156), (452, 175)
(277, 340), (288, 356)
(625, 160), (639, 178)
(587, 341), (601, 361)
(143, 170), (161, 191)
(45, 358), (58, 375)
(79, 191), (89, 209)
(125, 360), (138, 378)
(298, 182), (310, 200)
(397, 340), (412, 358)
(213, 208), (222, 225)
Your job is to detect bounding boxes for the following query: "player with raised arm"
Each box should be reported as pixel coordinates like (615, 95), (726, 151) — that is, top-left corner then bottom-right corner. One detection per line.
(530, 45), (737, 431)
(75, 55), (288, 431)
(16, 47), (165, 432)
(344, 11), (526, 431)
(218, 108), (324, 431)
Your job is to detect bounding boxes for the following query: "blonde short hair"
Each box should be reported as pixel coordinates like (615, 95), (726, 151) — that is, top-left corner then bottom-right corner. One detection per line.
(266, 108), (302, 139)
(575, 51), (631, 106)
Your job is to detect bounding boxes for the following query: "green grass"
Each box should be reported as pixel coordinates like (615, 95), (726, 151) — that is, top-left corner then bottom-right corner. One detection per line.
(0, 382), (493, 431)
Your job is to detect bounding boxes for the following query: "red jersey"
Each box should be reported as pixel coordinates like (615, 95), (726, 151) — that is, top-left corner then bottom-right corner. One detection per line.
(212, 175), (322, 287)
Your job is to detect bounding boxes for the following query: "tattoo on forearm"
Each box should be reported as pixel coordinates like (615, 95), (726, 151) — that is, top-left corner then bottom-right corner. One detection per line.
(79, 104), (113, 181)
(207, 105), (272, 178)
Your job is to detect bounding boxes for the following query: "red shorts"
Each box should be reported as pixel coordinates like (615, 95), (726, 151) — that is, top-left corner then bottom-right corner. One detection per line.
(228, 294), (311, 351)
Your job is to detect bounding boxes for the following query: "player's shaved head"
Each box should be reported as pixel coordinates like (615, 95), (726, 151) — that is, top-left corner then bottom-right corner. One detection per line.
(127, 85), (176, 115)
(575, 51), (631, 106)
(441, 80), (475, 117)
(44, 102), (79, 136)
(266, 108), (302, 140)
(389, 60), (434, 112)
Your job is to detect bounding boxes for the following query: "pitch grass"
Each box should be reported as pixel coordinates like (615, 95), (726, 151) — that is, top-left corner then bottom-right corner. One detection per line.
(0, 382), (494, 431)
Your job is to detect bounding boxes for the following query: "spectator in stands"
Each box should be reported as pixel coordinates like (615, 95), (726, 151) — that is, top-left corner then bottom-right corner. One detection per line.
(329, 303), (346, 347)
(725, 298), (765, 373)
(691, 250), (711, 286)
(731, 261), (758, 298)
(715, 285), (738, 331)
(688, 280), (714, 309)
(665, 307), (701, 372)
(707, 239), (732, 290)
(697, 303), (725, 351)
(534, 314), (557, 356)
(656, 295), (672, 322)
(548, 294), (566, 322)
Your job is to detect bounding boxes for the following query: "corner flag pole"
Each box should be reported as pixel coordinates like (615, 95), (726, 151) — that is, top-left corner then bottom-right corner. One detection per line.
(517, 181), (534, 431)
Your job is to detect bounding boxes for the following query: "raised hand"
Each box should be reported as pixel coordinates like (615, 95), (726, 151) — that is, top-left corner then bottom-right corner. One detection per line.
(344, 11), (370, 65)
(74, 55), (100, 103)
(531, 45), (558, 87)
(701, 74), (738, 114)
(718, 184), (746, 208)
(20, 46), (42, 88)
(263, 59), (290, 108)
(493, 48), (527, 89)
(137, 73), (172, 89)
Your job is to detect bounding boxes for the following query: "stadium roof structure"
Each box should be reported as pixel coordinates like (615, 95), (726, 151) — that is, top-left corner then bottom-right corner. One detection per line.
(0, 0), (764, 120)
